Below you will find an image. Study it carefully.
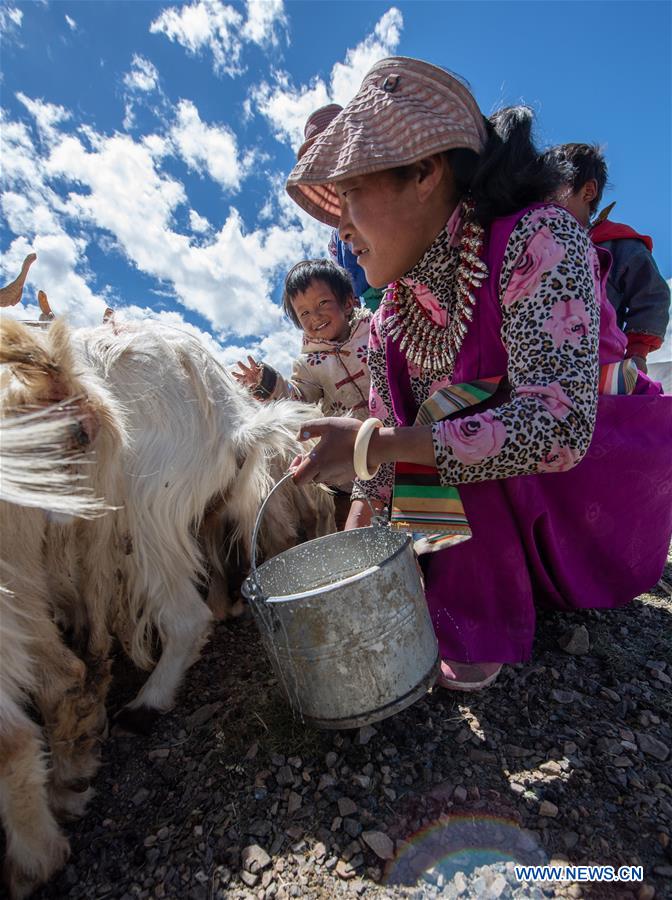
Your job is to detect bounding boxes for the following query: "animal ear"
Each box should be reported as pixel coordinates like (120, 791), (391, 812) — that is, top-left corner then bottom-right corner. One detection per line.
(0, 318), (78, 403)
(0, 317), (56, 391)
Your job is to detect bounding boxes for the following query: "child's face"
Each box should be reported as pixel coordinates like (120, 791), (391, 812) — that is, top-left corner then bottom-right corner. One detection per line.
(291, 280), (354, 342)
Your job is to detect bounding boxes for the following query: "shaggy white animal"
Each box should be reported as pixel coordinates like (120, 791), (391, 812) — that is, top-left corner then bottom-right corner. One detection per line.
(0, 317), (334, 896)
(0, 403), (111, 900)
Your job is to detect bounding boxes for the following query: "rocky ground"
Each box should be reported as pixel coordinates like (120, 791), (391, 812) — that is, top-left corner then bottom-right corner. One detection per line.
(21, 559), (672, 900)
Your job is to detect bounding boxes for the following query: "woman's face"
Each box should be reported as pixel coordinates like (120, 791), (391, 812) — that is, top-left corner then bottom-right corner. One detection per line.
(335, 166), (453, 288)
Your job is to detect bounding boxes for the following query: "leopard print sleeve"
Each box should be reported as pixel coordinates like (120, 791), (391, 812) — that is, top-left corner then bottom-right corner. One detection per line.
(351, 310), (395, 504)
(432, 206), (600, 484)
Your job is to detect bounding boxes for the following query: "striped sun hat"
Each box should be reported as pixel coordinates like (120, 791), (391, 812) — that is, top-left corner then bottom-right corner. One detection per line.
(286, 57), (487, 228)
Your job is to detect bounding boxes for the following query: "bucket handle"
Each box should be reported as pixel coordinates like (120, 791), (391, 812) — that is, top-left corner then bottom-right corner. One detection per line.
(249, 472), (388, 576)
(250, 471), (294, 575)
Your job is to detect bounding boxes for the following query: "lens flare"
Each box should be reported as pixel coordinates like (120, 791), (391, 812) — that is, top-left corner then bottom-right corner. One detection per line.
(385, 813), (547, 889)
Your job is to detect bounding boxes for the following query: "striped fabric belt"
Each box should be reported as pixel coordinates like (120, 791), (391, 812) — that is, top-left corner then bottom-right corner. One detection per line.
(390, 359), (640, 555)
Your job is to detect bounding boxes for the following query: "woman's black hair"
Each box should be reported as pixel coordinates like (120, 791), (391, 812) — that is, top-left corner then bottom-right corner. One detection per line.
(447, 106), (572, 227)
(282, 258), (355, 329)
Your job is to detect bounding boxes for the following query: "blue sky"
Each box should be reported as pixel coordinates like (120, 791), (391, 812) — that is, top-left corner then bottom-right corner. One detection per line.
(1, 0), (670, 372)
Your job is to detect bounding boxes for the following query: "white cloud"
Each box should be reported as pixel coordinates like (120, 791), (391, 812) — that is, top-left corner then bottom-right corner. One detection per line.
(16, 93), (71, 144)
(189, 209), (211, 234)
(150, 0), (244, 76)
(252, 7), (403, 151)
(0, 5), (23, 36)
(150, 0), (286, 76)
(65, 14), (77, 31)
(124, 54), (159, 92)
(170, 99), (242, 190)
(242, 0), (286, 47)
(122, 55), (162, 130)
(2, 63), (335, 348)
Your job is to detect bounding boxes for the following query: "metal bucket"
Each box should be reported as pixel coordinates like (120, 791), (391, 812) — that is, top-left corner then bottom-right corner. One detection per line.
(242, 475), (440, 729)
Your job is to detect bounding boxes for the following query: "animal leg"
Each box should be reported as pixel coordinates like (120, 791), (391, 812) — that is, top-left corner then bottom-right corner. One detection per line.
(0, 704), (70, 900)
(116, 582), (212, 734)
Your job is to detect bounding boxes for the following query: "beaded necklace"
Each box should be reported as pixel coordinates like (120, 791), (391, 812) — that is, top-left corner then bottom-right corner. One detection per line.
(382, 200), (489, 377)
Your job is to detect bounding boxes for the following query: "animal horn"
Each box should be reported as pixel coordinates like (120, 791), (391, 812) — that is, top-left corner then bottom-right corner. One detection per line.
(38, 290), (55, 321)
(0, 253), (37, 308)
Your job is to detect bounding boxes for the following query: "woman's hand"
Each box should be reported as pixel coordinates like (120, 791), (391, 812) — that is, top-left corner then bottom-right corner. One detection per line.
(233, 356), (262, 390)
(290, 417), (362, 486)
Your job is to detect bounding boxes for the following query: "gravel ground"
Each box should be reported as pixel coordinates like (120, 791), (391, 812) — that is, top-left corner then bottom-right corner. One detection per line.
(14, 558), (671, 900)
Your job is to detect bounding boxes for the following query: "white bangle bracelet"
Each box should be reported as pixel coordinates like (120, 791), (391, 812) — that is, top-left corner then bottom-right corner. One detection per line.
(353, 417), (383, 480)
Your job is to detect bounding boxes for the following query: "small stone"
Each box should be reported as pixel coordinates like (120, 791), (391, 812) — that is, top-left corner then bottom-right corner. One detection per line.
(287, 792), (302, 815)
(276, 766), (295, 787)
(612, 755), (633, 767)
(313, 842), (327, 861)
(636, 733), (670, 762)
(131, 788), (150, 806)
(186, 702), (222, 729)
(361, 830), (394, 860)
(653, 866), (672, 877)
(271, 753), (286, 767)
(453, 786), (468, 803)
(336, 860), (355, 880)
(242, 843), (272, 873)
(240, 870), (259, 887)
(325, 856), (337, 870)
(539, 760), (563, 775)
(510, 782), (525, 795)
(157, 826), (170, 840)
(343, 818), (362, 838)
(248, 820), (272, 838)
(143, 835), (156, 848)
(637, 885), (656, 900)
(539, 800), (559, 818)
(318, 773), (336, 792)
(558, 625), (590, 655)
(352, 774), (370, 790)
(567, 884), (582, 899)
(287, 756), (302, 769)
(658, 832), (670, 849)
(563, 831), (579, 849)
(429, 781), (454, 802)
(338, 797), (358, 817)
(357, 725), (377, 746)
(600, 687), (621, 702)
(245, 742), (259, 760)
(454, 872), (468, 893)
(325, 752), (338, 768)
(551, 689), (580, 704)
(147, 748), (170, 760)
(489, 873), (507, 898)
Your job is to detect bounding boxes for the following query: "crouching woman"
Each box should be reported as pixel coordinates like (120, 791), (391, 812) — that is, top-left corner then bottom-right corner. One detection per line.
(287, 57), (672, 691)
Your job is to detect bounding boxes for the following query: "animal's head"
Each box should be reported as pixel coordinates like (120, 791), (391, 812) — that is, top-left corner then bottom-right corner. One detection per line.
(0, 317), (114, 449)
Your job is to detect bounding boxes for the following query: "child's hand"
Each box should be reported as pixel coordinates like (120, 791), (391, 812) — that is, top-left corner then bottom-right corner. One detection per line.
(233, 356), (263, 390)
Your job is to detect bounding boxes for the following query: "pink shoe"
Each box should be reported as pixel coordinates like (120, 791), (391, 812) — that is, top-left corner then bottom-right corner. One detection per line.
(437, 660), (502, 692)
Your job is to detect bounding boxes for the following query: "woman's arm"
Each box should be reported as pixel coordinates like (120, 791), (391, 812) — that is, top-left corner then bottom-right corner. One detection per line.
(344, 497), (387, 530)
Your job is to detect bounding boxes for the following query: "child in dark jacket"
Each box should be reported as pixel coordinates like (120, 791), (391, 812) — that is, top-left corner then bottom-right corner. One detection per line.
(548, 143), (669, 372)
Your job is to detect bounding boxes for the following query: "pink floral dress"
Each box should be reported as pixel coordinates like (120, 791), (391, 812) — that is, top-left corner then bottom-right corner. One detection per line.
(353, 203), (672, 666)
(355, 205), (603, 501)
